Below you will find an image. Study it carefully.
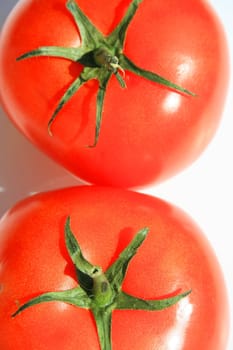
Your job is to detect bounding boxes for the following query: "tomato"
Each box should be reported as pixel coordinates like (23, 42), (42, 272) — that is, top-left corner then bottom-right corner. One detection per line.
(0, 186), (229, 349)
(0, 0), (229, 188)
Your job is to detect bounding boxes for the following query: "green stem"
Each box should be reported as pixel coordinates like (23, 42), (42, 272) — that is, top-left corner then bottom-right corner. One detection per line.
(92, 307), (113, 350)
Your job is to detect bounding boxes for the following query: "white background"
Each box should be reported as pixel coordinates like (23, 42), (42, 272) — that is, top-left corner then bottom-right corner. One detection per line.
(0, 1), (232, 349)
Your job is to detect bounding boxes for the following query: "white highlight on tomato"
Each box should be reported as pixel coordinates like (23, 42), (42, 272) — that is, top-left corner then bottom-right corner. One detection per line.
(163, 92), (181, 114)
(165, 297), (193, 350)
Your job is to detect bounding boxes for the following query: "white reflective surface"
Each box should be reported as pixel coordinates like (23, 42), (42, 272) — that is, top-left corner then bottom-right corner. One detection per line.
(162, 92), (181, 114)
(165, 297), (193, 350)
(0, 1), (232, 349)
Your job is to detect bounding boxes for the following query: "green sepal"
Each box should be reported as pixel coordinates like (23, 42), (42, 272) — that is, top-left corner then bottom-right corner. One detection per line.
(120, 54), (196, 96)
(89, 71), (111, 147)
(16, 46), (81, 62)
(108, 0), (143, 48)
(65, 216), (101, 281)
(115, 290), (192, 310)
(47, 75), (86, 135)
(106, 227), (149, 293)
(66, 0), (103, 50)
(12, 286), (90, 318)
(114, 71), (127, 88)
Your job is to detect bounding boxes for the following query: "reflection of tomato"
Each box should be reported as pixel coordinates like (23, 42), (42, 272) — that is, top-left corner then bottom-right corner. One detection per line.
(0, 0), (229, 187)
(0, 186), (229, 349)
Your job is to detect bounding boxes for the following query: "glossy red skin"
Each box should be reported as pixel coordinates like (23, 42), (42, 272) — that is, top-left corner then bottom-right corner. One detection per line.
(0, 0), (229, 188)
(0, 186), (229, 349)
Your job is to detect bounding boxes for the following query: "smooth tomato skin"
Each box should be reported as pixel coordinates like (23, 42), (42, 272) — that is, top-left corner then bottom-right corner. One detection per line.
(0, 0), (229, 188)
(0, 186), (229, 349)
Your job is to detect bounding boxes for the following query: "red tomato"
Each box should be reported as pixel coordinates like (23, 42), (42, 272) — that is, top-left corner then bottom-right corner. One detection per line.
(0, 0), (229, 188)
(0, 186), (229, 349)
